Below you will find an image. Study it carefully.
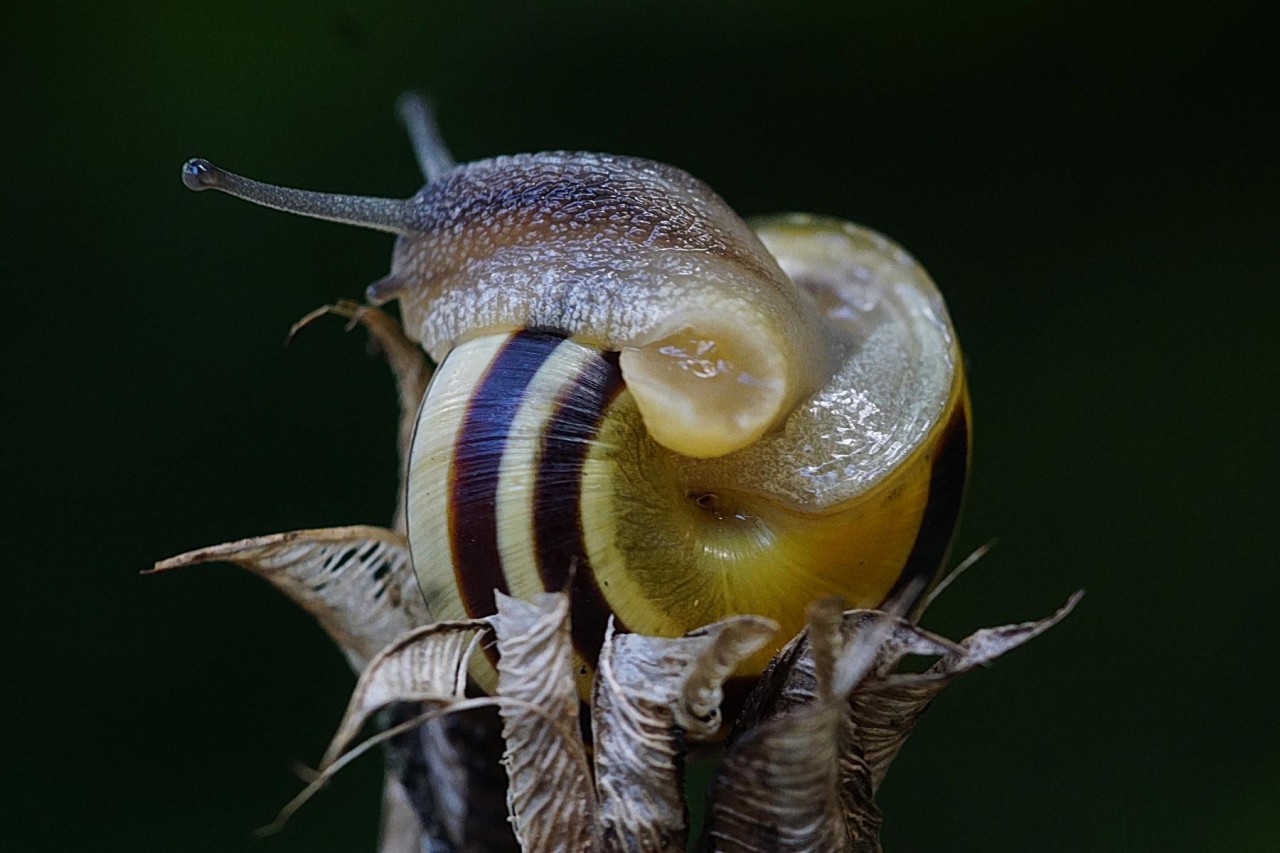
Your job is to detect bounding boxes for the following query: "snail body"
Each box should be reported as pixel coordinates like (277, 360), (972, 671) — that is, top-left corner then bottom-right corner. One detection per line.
(183, 98), (969, 695)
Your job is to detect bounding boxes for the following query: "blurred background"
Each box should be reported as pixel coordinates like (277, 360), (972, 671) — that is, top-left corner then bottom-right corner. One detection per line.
(6, 1), (1279, 849)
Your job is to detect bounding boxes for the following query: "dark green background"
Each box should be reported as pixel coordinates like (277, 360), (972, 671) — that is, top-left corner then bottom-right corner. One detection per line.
(7, 1), (1278, 850)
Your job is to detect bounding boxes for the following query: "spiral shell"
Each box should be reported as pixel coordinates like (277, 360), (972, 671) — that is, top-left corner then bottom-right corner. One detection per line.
(406, 217), (968, 694)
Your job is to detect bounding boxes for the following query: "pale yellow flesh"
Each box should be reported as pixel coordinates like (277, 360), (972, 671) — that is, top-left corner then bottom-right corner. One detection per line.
(619, 322), (788, 459)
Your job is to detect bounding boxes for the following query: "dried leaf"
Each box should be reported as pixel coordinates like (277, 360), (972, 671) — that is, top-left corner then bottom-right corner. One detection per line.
(151, 526), (428, 669)
(492, 592), (598, 852)
(593, 616), (776, 852)
(719, 593), (1081, 851)
(708, 607), (894, 852)
(805, 597), (846, 700)
(677, 616), (778, 740)
(841, 611), (965, 681)
(289, 301), (431, 534)
(319, 619), (488, 769)
(709, 703), (847, 852)
(724, 595), (1079, 851)
(853, 591), (1084, 789)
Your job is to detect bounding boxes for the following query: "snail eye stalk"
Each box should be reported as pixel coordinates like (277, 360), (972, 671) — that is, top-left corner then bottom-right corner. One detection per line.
(181, 157), (416, 235)
(396, 92), (456, 182)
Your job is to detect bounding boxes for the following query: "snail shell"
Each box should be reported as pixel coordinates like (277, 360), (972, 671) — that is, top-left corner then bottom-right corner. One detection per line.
(182, 98), (969, 696)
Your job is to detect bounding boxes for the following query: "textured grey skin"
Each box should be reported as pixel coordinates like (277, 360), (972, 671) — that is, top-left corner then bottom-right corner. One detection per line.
(371, 151), (828, 368)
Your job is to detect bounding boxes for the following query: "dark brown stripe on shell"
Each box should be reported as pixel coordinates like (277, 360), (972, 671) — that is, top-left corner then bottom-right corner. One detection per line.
(884, 403), (971, 611)
(450, 330), (567, 632)
(533, 347), (627, 668)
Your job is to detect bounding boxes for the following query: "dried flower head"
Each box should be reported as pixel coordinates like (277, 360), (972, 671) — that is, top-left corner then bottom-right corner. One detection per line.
(154, 302), (1076, 852)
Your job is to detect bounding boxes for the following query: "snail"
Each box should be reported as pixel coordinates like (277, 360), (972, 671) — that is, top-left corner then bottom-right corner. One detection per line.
(182, 97), (969, 698)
